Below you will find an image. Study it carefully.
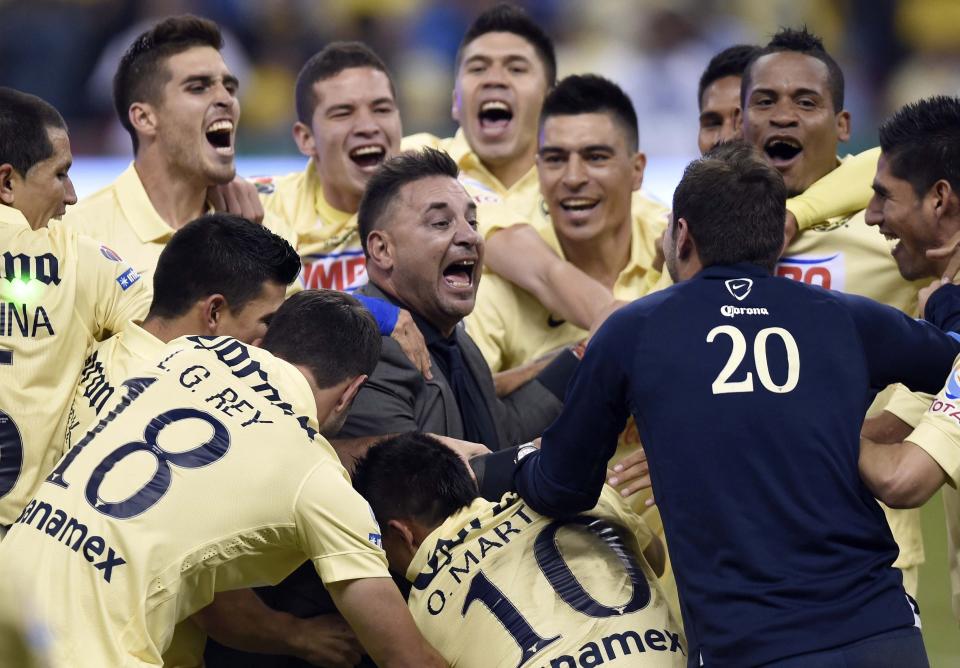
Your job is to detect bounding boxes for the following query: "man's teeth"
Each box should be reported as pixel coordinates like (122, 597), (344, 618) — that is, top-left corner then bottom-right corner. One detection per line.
(481, 101), (510, 113)
(352, 146), (384, 157)
(562, 199), (597, 210)
(207, 120), (234, 132)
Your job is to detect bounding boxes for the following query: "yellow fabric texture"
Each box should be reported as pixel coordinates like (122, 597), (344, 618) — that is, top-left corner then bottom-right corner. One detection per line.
(0, 337), (387, 668)
(786, 148), (880, 232)
(406, 486), (685, 668)
(0, 205), (149, 525)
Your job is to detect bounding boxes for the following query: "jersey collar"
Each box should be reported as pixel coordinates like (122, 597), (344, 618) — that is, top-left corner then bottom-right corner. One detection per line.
(116, 164), (214, 244)
(449, 129), (539, 199)
(697, 263), (773, 279)
(0, 204), (31, 228)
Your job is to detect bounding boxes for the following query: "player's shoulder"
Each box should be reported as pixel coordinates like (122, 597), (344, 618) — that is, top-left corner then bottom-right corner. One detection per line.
(631, 189), (670, 221)
(66, 179), (121, 222)
(250, 168), (306, 198)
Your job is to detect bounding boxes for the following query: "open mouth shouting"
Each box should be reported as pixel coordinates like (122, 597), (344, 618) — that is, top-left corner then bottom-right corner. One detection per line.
(559, 197), (600, 221)
(763, 135), (803, 169)
(478, 100), (513, 139)
(441, 257), (478, 291)
(349, 144), (387, 171)
(205, 119), (235, 157)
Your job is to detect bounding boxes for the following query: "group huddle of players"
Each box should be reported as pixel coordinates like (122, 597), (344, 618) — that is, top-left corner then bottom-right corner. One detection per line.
(3, 1), (960, 666)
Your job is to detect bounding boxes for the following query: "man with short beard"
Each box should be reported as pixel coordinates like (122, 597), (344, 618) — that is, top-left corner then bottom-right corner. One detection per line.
(63, 15), (296, 288)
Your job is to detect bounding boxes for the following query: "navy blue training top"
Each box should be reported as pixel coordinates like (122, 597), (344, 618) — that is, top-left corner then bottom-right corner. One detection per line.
(515, 263), (960, 667)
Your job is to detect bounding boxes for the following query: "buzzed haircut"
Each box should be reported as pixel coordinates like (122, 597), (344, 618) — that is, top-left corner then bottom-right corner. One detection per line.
(879, 96), (960, 198)
(742, 27), (845, 111)
(260, 289), (382, 389)
(540, 74), (639, 151)
(672, 141), (785, 272)
(698, 44), (760, 110)
(295, 41), (396, 124)
(456, 2), (557, 86)
(0, 87), (67, 177)
(113, 15), (224, 153)
(353, 432), (477, 531)
(148, 213), (301, 320)
(357, 147), (460, 255)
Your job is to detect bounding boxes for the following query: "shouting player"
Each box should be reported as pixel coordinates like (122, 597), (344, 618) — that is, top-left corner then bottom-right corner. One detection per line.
(0, 87), (149, 530)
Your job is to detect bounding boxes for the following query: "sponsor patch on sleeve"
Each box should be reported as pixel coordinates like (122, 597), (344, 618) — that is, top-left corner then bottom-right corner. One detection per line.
(116, 267), (141, 291)
(251, 176), (276, 195)
(368, 532), (383, 548)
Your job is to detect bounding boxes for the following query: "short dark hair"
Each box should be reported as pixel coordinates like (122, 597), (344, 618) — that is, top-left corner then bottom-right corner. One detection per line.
(879, 96), (960, 197)
(148, 213), (301, 319)
(260, 290), (381, 389)
(295, 41), (396, 124)
(357, 147), (460, 255)
(698, 44), (760, 110)
(671, 141), (785, 272)
(0, 87), (67, 176)
(456, 3), (557, 86)
(743, 27), (845, 111)
(113, 15), (224, 154)
(353, 432), (477, 530)
(540, 74), (639, 151)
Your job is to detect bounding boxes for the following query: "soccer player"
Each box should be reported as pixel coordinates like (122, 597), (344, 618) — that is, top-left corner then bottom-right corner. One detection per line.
(1, 290), (446, 668)
(852, 96), (960, 625)
(0, 87), (149, 529)
(697, 44), (758, 154)
(740, 28), (933, 593)
(512, 142), (960, 666)
(63, 15), (296, 287)
(353, 432), (685, 668)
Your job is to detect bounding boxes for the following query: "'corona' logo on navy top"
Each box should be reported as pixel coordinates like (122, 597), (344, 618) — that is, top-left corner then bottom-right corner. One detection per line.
(945, 368), (960, 400)
(725, 278), (753, 301)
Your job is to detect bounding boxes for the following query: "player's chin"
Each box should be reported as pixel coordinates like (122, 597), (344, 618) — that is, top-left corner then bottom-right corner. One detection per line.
(206, 163), (237, 185)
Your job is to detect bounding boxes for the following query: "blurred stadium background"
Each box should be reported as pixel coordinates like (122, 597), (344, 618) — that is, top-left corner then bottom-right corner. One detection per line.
(2, 0), (958, 663)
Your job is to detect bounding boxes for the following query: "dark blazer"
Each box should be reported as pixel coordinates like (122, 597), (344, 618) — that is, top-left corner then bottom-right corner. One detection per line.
(339, 283), (562, 449)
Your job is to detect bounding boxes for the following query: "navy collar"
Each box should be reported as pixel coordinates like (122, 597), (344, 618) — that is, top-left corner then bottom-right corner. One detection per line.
(696, 263), (773, 280)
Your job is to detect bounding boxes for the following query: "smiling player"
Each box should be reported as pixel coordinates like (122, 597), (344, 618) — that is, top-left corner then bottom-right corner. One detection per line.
(63, 15), (296, 287)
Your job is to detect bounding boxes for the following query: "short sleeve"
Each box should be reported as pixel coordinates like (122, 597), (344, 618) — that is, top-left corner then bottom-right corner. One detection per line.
(904, 361), (960, 489)
(882, 384), (934, 429)
(76, 232), (150, 338)
(294, 463), (390, 583)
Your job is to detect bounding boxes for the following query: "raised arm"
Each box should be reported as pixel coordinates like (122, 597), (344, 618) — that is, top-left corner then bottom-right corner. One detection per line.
(785, 147), (879, 235)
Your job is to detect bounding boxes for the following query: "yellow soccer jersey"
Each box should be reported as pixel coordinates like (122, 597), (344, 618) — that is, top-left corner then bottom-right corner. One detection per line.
(63, 163), (299, 290)
(903, 360), (960, 489)
(786, 148), (880, 232)
(0, 205), (149, 526)
(467, 198), (668, 373)
(406, 485), (685, 668)
(0, 336), (387, 668)
(254, 154), (522, 291)
(64, 321), (165, 454)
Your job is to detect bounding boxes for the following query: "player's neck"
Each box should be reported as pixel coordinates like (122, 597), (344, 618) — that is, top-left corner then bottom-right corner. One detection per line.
(320, 180), (361, 215)
(558, 216), (633, 290)
(140, 315), (198, 344)
(134, 153), (210, 231)
(483, 150), (535, 190)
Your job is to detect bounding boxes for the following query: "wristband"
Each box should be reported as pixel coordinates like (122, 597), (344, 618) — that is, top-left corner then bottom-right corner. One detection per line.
(354, 294), (400, 335)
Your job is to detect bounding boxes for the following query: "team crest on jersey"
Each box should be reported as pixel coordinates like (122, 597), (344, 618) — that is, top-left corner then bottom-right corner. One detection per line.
(725, 278), (753, 301)
(251, 176), (275, 195)
(945, 368), (960, 400)
(99, 245), (122, 262)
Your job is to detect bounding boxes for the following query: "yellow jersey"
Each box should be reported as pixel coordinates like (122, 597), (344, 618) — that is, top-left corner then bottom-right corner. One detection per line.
(63, 163), (299, 291)
(0, 205), (149, 526)
(786, 148), (880, 232)
(0, 336), (388, 668)
(64, 321), (166, 454)
(406, 486), (685, 668)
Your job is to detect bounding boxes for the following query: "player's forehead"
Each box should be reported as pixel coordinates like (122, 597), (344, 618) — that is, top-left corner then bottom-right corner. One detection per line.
(399, 176), (473, 218)
(29, 126), (72, 174)
(459, 31), (543, 71)
(163, 45), (232, 83)
(747, 51), (831, 97)
(313, 67), (396, 111)
(701, 75), (741, 112)
(540, 112), (626, 152)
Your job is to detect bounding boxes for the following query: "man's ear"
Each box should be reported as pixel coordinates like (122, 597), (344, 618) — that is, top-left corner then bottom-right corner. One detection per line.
(835, 110), (852, 143)
(335, 374), (368, 413)
(451, 87), (461, 124)
(200, 294), (228, 333)
(0, 164), (17, 206)
(631, 151), (647, 192)
(675, 217), (695, 261)
(366, 229), (394, 271)
(292, 121), (316, 159)
(931, 179), (958, 222)
(129, 102), (157, 145)
(387, 518), (419, 551)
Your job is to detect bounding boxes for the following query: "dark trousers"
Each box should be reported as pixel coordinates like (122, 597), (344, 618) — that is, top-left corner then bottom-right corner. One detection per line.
(758, 627), (928, 668)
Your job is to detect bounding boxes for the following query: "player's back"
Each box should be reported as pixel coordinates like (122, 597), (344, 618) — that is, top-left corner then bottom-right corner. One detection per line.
(0, 210), (148, 525)
(621, 262), (939, 664)
(0, 336), (341, 667)
(407, 486), (685, 667)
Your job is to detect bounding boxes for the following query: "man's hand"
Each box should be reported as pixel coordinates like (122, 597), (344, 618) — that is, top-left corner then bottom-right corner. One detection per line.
(430, 434), (491, 480)
(392, 309), (432, 379)
(607, 447), (654, 505)
(207, 177), (265, 224)
(782, 210), (799, 255)
(289, 613), (363, 668)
